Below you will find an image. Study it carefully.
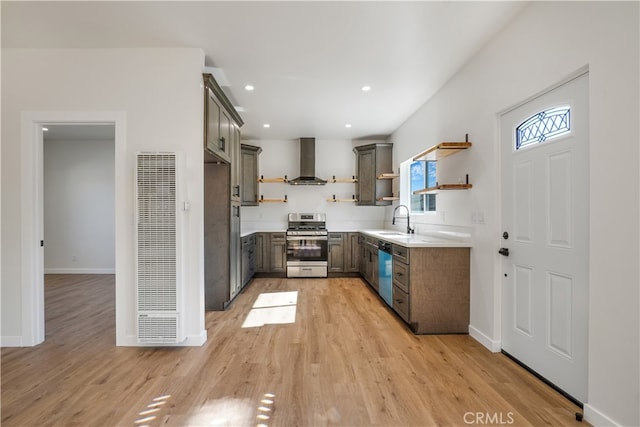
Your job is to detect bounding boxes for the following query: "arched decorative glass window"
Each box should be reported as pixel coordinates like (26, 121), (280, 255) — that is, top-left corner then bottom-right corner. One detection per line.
(516, 105), (571, 149)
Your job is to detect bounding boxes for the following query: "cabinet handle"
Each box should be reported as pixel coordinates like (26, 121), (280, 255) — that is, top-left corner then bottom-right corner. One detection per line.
(219, 136), (226, 150)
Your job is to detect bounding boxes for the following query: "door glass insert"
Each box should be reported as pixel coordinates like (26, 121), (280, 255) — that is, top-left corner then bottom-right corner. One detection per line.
(516, 105), (571, 149)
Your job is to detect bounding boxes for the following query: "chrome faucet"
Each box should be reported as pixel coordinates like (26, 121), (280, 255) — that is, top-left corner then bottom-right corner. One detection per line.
(392, 204), (414, 234)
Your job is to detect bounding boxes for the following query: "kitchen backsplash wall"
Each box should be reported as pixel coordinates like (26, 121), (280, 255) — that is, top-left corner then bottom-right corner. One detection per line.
(240, 138), (386, 232)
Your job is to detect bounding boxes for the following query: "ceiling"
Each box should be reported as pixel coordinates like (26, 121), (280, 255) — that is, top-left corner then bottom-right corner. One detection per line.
(2, 1), (526, 141)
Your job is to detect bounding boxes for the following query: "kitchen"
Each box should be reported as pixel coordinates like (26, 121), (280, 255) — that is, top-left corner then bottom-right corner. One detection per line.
(204, 116), (474, 331)
(1, 2), (639, 426)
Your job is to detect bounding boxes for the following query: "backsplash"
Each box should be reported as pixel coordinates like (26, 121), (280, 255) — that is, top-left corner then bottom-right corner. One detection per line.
(240, 138), (387, 233)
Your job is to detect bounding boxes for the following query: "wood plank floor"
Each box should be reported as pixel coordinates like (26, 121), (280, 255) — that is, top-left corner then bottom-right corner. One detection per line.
(1, 275), (586, 426)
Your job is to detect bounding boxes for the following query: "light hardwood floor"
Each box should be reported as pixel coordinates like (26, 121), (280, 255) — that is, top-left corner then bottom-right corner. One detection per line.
(1, 275), (586, 426)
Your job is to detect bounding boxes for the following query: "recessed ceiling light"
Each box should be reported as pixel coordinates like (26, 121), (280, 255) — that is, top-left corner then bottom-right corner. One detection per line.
(245, 85), (255, 91)
(42, 127), (49, 131)
(361, 85), (371, 92)
(263, 123), (270, 128)
(345, 124), (352, 128)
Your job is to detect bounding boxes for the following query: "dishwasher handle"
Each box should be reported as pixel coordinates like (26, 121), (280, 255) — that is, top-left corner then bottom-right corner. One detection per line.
(378, 240), (392, 253)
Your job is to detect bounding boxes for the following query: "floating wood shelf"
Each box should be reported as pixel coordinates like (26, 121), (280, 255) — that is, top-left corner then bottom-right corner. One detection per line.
(413, 184), (473, 194)
(377, 173), (399, 180)
(413, 142), (472, 161)
(327, 195), (357, 202)
(259, 195), (288, 203)
(329, 176), (358, 183)
(377, 196), (400, 201)
(257, 175), (288, 183)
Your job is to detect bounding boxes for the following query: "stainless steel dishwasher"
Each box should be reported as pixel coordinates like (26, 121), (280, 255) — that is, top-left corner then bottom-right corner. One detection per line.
(378, 241), (393, 307)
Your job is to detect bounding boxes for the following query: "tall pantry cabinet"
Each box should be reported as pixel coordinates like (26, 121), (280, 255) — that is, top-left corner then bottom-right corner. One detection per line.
(203, 73), (244, 310)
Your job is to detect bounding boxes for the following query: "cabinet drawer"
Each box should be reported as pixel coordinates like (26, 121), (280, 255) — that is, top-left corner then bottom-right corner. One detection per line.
(393, 285), (410, 322)
(270, 232), (286, 241)
(392, 244), (409, 264)
(328, 232), (344, 241)
(393, 259), (409, 292)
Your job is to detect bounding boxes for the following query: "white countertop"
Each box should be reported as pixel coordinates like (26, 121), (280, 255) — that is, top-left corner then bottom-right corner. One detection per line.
(242, 229), (472, 248)
(359, 229), (472, 248)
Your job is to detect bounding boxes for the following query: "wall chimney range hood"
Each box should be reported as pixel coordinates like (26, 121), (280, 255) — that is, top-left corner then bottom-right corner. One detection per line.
(289, 137), (327, 185)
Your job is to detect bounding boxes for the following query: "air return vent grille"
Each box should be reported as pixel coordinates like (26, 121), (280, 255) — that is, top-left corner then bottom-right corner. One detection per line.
(135, 153), (184, 344)
(137, 313), (179, 344)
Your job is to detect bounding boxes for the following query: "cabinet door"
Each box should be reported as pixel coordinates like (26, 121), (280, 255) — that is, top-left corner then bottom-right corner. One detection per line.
(345, 232), (360, 272)
(230, 123), (241, 202)
(359, 235), (367, 276)
(270, 233), (287, 273)
(255, 232), (270, 273)
(205, 89), (233, 163)
(221, 109), (231, 158)
(241, 235), (255, 287)
(229, 204), (241, 299)
(356, 148), (376, 205)
(372, 250), (379, 290)
(328, 233), (344, 273)
(205, 89), (221, 153)
(247, 235), (256, 279)
(241, 238), (250, 287)
(241, 146), (259, 206)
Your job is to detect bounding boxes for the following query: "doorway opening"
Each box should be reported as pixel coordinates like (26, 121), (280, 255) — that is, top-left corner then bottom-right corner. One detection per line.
(43, 124), (116, 342)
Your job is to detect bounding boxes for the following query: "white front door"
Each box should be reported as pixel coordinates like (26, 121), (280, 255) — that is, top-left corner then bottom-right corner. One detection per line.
(500, 73), (589, 404)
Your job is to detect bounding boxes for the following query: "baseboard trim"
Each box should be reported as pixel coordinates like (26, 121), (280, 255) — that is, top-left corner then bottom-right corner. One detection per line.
(44, 268), (115, 274)
(468, 325), (501, 352)
(1, 336), (24, 347)
(583, 403), (620, 426)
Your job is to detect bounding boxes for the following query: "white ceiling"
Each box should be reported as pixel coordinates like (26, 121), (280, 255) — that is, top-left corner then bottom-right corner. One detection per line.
(2, 1), (526, 141)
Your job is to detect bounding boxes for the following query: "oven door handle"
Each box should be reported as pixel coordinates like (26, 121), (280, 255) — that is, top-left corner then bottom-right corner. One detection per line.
(286, 235), (328, 241)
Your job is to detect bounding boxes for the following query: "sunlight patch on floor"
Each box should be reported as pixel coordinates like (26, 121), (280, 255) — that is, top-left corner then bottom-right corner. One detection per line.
(133, 394), (171, 426)
(187, 398), (255, 426)
(242, 291), (298, 328)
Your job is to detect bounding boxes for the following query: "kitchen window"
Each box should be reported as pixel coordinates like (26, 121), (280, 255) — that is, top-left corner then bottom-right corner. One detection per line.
(403, 159), (436, 214)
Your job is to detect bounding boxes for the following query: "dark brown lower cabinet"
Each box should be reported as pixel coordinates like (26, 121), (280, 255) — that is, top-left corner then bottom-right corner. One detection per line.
(255, 232), (286, 275)
(393, 246), (470, 334)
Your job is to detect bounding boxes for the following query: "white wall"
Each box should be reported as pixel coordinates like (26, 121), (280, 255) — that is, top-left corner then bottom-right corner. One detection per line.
(1, 48), (207, 346)
(390, 2), (639, 426)
(241, 138), (386, 232)
(43, 137), (115, 273)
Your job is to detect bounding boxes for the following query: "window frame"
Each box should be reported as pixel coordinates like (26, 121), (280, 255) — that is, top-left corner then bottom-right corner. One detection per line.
(401, 158), (437, 215)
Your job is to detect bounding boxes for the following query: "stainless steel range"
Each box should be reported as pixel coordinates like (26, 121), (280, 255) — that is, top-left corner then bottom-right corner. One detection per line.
(286, 213), (328, 278)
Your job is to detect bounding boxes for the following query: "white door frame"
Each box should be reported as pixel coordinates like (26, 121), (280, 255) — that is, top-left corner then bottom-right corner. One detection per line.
(20, 111), (125, 346)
